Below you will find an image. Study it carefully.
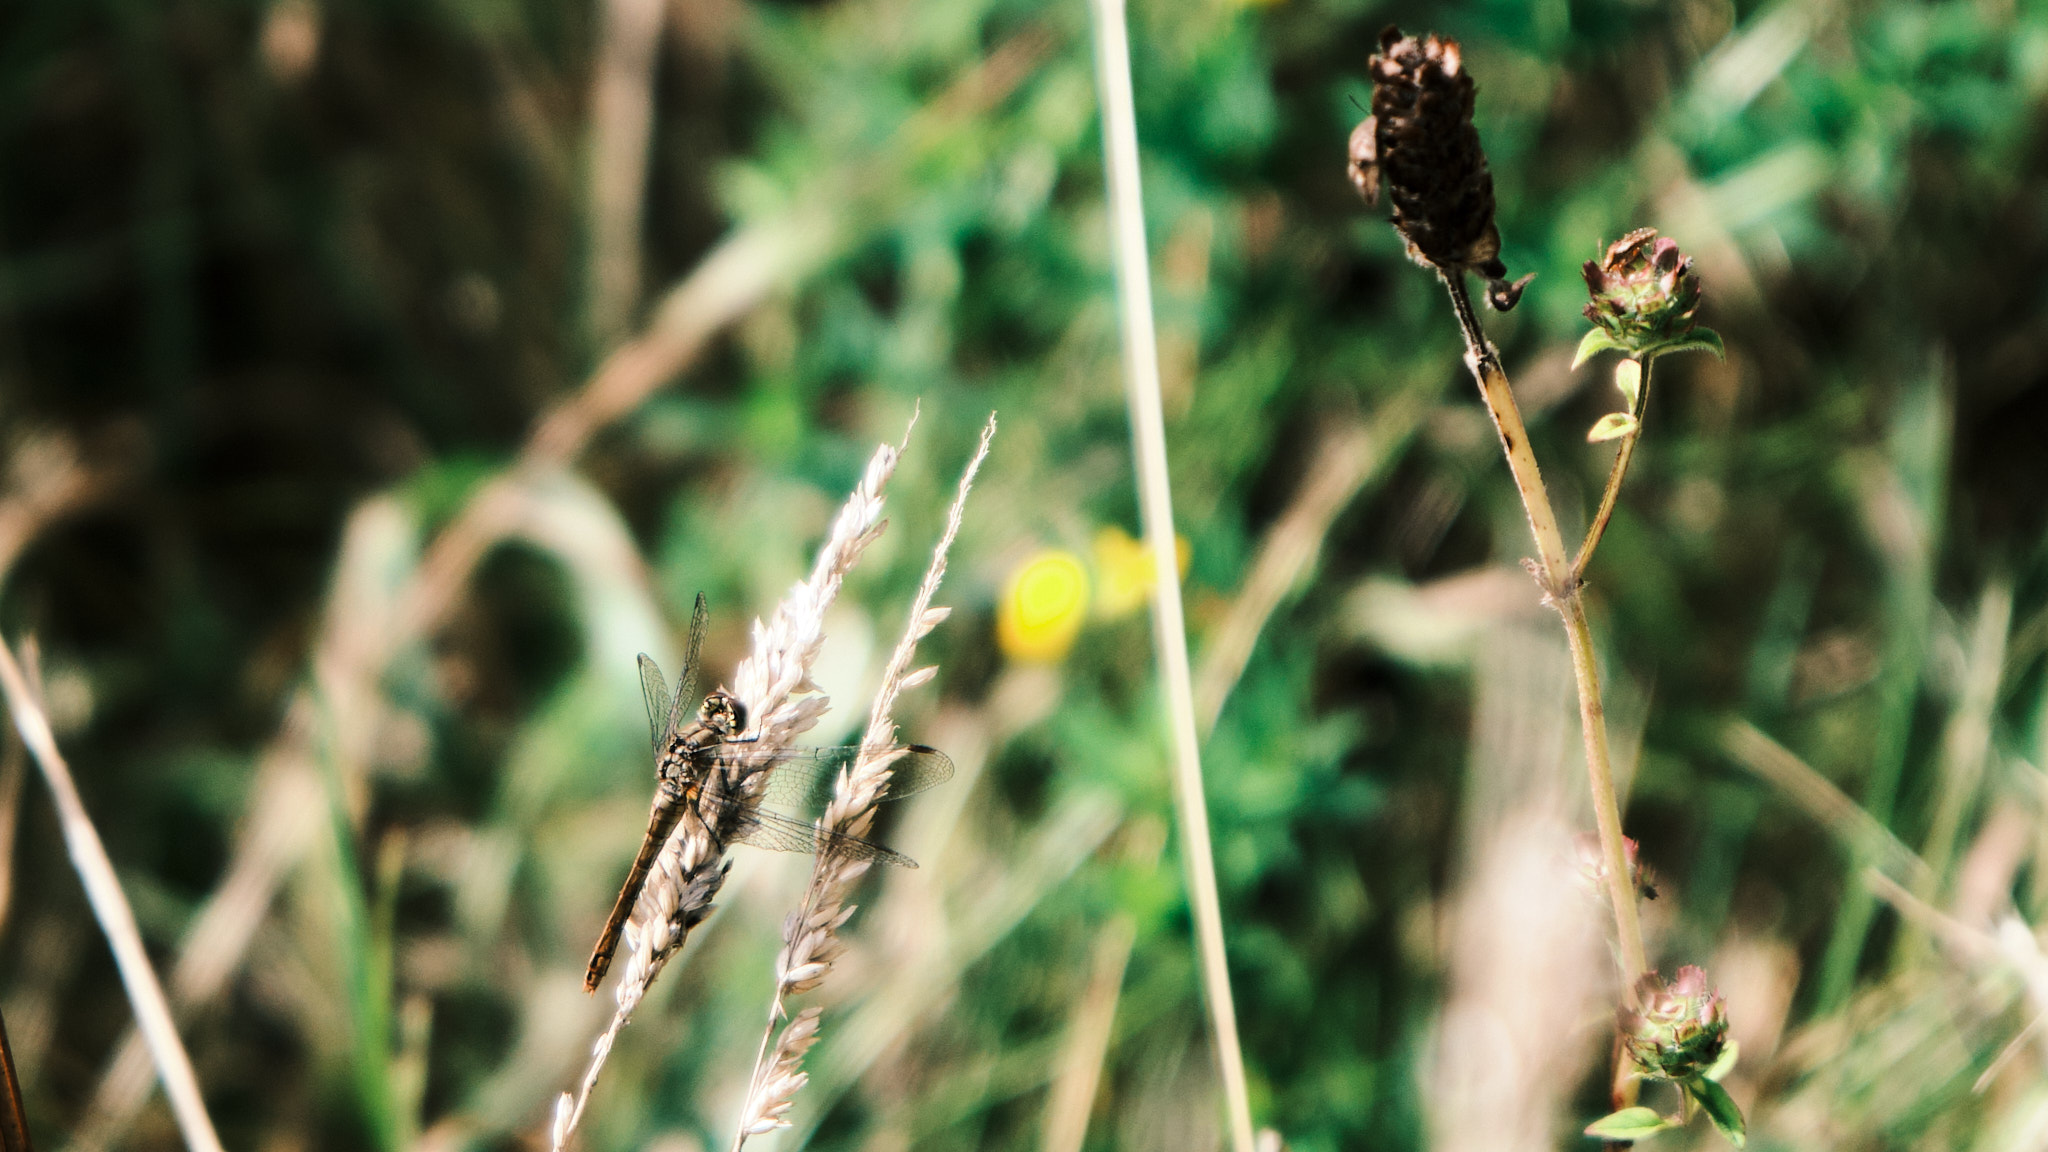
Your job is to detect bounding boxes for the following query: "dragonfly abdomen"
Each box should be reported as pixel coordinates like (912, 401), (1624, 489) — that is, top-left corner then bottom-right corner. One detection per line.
(584, 791), (690, 992)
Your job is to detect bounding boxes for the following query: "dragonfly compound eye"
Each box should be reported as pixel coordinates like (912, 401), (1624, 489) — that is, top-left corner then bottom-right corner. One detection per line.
(700, 691), (745, 736)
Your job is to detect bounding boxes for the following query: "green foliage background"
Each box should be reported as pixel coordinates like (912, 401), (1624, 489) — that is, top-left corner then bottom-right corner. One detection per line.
(1, 0), (2046, 1148)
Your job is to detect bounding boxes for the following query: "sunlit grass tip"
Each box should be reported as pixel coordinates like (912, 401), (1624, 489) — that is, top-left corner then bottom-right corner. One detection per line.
(732, 412), (995, 1146)
(550, 415), (913, 1150)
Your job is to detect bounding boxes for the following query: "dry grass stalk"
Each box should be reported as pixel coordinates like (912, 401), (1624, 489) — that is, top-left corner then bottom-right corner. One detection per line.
(584, 0), (665, 344)
(0, 637), (225, 1152)
(732, 413), (995, 1145)
(1088, 0), (1256, 1146)
(0, 430), (114, 944)
(551, 420), (915, 1150)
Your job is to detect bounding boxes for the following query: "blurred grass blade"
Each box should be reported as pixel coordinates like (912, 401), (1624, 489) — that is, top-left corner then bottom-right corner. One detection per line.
(584, 0), (664, 345)
(1818, 354), (1951, 1011)
(1721, 718), (1932, 890)
(1900, 578), (2012, 965)
(0, 638), (225, 1152)
(1193, 399), (1428, 735)
(1042, 823), (1161, 1152)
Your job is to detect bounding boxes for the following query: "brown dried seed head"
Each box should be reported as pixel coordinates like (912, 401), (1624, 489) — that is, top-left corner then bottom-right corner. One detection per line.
(1350, 27), (1529, 309)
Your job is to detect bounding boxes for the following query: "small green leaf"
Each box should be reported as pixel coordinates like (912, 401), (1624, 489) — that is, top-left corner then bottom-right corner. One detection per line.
(1588, 412), (1639, 443)
(1689, 1078), (1747, 1148)
(1648, 328), (1726, 361)
(1614, 358), (1642, 408)
(1574, 328), (1627, 369)
(1585, 1107), (1678, 1142)
(1704, 1038), (1740, 1083)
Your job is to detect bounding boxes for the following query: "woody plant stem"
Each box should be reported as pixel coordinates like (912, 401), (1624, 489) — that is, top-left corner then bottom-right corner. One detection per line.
(1440, 270), (1649, 990)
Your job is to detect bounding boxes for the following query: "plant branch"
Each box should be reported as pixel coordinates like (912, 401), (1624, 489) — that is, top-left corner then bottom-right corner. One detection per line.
(1572, 357), (1652, 583)
(1561, 599), (1649, 983)
(1436, 270), (1648, 993)
(1437, 273), (1572, 587)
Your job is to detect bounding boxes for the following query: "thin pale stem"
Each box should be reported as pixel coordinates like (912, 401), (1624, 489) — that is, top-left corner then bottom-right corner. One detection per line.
(1436, 271), (1648, 996)
(1571, 357), (1652, 583)
(731, 908), (802, 1152)
(0, 639), (225, 1152)
(1090, 1), (1256, 1148)
(1561, 598), (1650, 982)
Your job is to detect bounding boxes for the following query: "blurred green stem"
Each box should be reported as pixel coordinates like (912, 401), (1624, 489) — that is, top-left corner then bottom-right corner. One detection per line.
(1573, 357), (1652, 583)
(1439, 271), (1649, 990)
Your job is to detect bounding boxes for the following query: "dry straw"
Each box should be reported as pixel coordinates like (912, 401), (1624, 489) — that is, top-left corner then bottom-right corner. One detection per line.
(0, 636), (226, 1152)
(1087, 0), (1257, 1148)
(731, 413), (995, 1145)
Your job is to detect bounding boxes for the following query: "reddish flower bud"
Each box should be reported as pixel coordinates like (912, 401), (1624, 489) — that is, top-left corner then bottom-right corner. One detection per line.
(1580, 229), (1710, 357)
(1622, 966), (1730, 1082)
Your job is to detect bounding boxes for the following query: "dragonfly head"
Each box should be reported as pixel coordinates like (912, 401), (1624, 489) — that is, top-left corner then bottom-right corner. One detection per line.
(699, 689), (746, 737)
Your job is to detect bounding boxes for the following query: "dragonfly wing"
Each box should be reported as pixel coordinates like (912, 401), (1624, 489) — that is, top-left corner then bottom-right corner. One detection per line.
(668, 592), (708, 741)
(880, 745), (955, 799)
(709, 797), (918, 868)
(637, 655), (669, 753)
(736, 745), (956, 808)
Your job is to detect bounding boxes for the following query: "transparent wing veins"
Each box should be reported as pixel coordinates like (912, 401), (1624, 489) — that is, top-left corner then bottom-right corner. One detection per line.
(699, 793), (919, 868)
(668, 592), (708, 742)
(637, 656), (669, 753)
(715, 744), (954, 808)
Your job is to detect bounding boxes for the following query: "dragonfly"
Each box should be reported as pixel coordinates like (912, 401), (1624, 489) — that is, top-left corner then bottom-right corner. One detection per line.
(584, 594), (954, 992)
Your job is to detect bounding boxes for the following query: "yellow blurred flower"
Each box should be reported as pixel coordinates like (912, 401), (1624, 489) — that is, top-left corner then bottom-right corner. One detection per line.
(1091, 526), (1190, 620)
(997, 549), (1090, 663)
